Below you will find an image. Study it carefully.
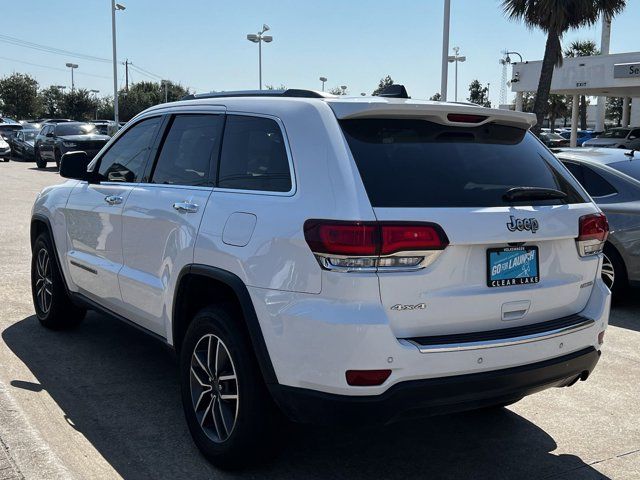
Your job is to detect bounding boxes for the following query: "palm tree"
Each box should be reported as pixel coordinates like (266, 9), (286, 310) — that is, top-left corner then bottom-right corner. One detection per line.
(565, 40), (599, 129)
(502, 0), (626, 133)
(548, 94), (569, 132)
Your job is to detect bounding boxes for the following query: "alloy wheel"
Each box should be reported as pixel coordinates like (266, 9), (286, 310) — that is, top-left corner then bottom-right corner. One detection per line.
(190, 334), (239, 443)
(601, 253), (615, 290)
(35, 248), (53, 314)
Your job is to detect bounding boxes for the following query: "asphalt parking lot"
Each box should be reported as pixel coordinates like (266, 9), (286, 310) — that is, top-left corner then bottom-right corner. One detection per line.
(0, 159), (639, 480)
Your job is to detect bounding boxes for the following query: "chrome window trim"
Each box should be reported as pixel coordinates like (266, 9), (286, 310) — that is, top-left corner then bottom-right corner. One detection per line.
(401, 318), (595, 353)
(213, 111), (297, 197)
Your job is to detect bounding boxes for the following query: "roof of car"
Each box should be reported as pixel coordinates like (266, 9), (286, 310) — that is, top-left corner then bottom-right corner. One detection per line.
(554, 147), (637, 165)
(145, 94), (536, 130)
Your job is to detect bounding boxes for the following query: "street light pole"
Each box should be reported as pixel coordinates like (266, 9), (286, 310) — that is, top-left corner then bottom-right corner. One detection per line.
(90, 89), (100, 120)
(319, 76), (327, 92)
(447, 47), (466, 102)
(246, 25), (273, 90)
(111, 1), (126, 125)
(440, 0), (451, 101)
(65, 63), (78, 92)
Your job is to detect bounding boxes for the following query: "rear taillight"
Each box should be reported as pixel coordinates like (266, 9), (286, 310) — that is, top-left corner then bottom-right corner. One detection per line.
(304, 220), (449, 272)
(576, 213), (609, 257)
(345, 369), (391, 386)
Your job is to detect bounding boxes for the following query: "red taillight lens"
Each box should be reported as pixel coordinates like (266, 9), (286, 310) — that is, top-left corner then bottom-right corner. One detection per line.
(345, 369), (391, 386)
(380, 224), (448, 255)
(446, 113), (488, 123)
(304, 221), (449, 256)
(578, 213), (609, 242)
(303, 221), (378, 256)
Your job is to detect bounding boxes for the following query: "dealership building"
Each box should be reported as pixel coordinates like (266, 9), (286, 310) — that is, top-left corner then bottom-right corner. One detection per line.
(510, 50), (640, 146)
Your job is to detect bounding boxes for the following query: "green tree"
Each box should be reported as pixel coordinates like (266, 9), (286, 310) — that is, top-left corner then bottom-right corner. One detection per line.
(429, 92), (442, 101)
(95, 96), (114, 120)
(606, 97), (623, 126)
(513, 92), (536, 112)
(39, 86), (66, 118)
(564, 40), (599, 129)
(548, 94), (569, 131)
(372, 75), (394, 96)
(0, 73), (40, 119)
(60, 89), (97, 121)
(118, 81), (188, 121)
(328, 86), (348, 96)
(502, 0), (626, 133)
(467, 80), (491, 107)
(265, 84), (287, 90)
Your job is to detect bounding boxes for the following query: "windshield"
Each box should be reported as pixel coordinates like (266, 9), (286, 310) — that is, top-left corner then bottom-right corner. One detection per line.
(544, 133), (565, 140)
(599, 129), (629, 139)
(609, 160), (640, 182)
(55, 123), (97, 136)
(340, 119), (586, 208)
(23, 131), (37, 141)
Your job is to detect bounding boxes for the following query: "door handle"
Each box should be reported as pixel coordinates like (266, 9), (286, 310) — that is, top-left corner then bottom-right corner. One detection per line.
(104, 195), (123, 205)
(173, 202), (199, 214)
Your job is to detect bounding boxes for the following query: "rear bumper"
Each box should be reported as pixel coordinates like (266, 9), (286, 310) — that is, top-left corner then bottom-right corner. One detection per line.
(275, 347), (600, 425)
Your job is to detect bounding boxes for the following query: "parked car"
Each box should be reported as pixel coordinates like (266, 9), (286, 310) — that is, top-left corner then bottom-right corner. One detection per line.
(31, 89), (609, 468)
(34, 122), (111, 169)
(583, 127), (640, 150)
(555, 147), (640, 295)
(0, 123), (23, 143)
(0, 136), (10, 161)
(9, 128), (38, 160)
(0, 117), (18, 124)
(558, 130), (594, 146)
(539, 131), (569, 147)
(90, 120), (118, 136)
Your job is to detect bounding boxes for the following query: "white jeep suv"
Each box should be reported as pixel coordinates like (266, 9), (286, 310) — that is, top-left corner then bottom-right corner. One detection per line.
(30, 88), (610, 468)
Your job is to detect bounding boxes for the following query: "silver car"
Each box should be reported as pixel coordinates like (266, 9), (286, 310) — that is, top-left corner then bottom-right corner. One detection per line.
(555, 148), (640, 295)
(583, 127), (640, 150)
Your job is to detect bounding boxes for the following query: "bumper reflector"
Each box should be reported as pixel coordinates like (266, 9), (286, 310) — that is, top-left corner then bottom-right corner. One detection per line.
(346, 369), (392, 386)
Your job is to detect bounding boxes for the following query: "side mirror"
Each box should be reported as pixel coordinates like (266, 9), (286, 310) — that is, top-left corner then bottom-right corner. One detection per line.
(59, 151), (92, 181)
(45, 132), (54, 138)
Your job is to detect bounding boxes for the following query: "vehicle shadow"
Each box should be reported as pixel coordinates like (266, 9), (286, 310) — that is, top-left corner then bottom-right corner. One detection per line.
(609, 288), (640, 332)
(2, 314), (609, 480)
(27, 166), (58, 173)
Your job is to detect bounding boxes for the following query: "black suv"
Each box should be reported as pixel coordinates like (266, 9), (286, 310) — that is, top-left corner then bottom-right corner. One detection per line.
(34, 122), (111, 169)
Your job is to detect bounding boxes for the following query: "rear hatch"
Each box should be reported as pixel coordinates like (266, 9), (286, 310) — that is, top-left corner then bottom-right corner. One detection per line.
(338, 112), (602, 339)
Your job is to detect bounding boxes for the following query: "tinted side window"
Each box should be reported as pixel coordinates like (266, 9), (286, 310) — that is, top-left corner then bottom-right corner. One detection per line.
(581, 165), (616, 197)
(562, 161), (616, 197)
(218, 115), (292, 192)
(151, 114), (223, 186)
(97, 117), (161, 183)
(631, 129), (640, 138)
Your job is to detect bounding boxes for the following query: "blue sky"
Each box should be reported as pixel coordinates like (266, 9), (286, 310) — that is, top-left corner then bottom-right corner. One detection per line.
(2, 0), (639, 106)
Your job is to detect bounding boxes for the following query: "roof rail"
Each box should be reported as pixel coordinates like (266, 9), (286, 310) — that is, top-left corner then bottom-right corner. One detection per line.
(181, 89), (329, 101)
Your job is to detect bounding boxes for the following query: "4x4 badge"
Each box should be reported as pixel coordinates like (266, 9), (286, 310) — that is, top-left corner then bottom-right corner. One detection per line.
(506, 216), (539, 233)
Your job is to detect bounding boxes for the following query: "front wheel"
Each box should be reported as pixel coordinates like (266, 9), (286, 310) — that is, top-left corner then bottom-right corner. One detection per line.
(35, 148), (46, 169)
(31, 233), (85, 329)
(180, 306), (282, 469)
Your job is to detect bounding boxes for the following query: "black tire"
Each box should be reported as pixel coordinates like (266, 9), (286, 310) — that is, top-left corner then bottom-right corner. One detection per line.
(180, 306), (282, 469)
(31, 233), (86, 329)
(35, 148), (46, 168)
(602, 243), (628, 298)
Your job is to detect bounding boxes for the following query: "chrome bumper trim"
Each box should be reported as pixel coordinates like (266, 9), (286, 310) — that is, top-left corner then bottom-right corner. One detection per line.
(403, 318), (596, 353)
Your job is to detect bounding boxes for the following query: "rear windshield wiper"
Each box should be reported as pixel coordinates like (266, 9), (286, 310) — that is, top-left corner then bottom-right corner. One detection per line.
(502, 186), (567, 202)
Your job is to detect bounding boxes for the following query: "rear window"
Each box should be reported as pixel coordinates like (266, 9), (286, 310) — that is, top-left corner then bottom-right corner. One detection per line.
(55, 123), (97, 136)
(608, 160), (640, 182)
(340, 119), (586, 208)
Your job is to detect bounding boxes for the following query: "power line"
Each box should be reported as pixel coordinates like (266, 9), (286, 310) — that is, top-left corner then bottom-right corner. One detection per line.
(0, 34), (165, 81)
(0, 55), (110, 79)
